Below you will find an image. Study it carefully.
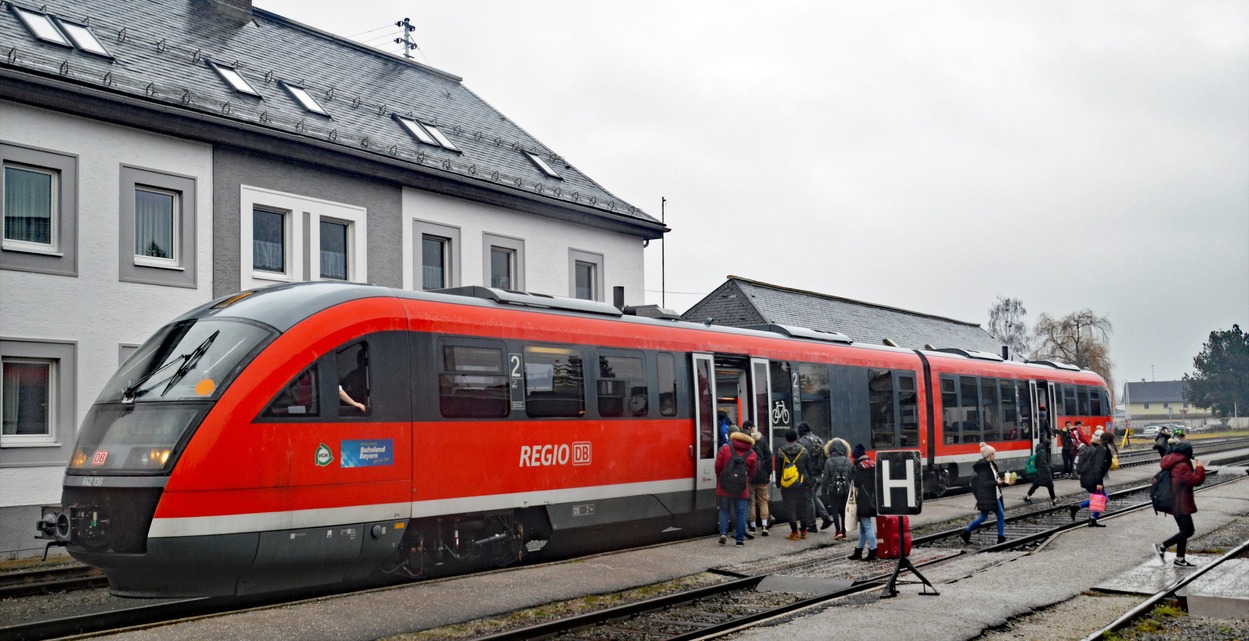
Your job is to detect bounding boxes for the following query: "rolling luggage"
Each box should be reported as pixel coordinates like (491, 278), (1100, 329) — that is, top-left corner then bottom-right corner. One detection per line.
(876, 515), (912, 559)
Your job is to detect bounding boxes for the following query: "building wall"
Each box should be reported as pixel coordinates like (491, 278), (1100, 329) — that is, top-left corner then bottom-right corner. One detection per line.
(1, 102), (214, 557)
(401, 189), (646, 304)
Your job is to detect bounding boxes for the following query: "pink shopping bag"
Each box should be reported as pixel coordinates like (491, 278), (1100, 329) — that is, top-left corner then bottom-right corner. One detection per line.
(1089, 493), (1107, 512)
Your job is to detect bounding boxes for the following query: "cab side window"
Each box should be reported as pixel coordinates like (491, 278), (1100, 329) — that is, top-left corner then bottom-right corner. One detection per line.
(262, 365), (320, 418)
(337, 342), (370, 415)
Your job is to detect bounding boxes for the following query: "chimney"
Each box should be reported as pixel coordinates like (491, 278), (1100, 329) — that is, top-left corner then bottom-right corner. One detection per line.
(208, 0), (253, 24)
(1001, 346), (1010, 360)
(612, 286), (625, 311)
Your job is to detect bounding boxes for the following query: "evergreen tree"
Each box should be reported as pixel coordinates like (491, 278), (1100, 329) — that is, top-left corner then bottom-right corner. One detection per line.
(1183, 324), (1249, 418)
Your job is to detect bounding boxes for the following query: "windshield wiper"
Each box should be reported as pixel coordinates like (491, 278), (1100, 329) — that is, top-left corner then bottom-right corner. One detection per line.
(161, 330), (219, 397)
(122, 356), (184, 402)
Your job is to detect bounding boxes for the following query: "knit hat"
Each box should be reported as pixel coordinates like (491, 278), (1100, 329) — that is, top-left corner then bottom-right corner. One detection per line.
(852, 443), (866, 458)
(1092, 430), (1104, 442)
(980, 442), (996, 459)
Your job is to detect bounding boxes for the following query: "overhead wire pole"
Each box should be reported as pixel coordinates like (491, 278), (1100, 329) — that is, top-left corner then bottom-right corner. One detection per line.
(661, 197), (666, 309)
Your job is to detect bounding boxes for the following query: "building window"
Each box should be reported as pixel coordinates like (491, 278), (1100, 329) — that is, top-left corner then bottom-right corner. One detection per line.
(320, 219), (348, 280)
(410, 220), (460, 291)
(119, 166), (196, 287)
(524, 151), (562, 179)
(209, 61), (261, 97)
(422, 235), (449, 289)
(568, 250), (604, 301)
(2, 358), (53, 441)
(133, 186), (178, 265)
(252, 208), (287, 274)
(11, 6), (70, 47)
(484, 233), (524, 291)
(1, 143), (77, 276)
(279, 81), (329, 116)
(240, 186), (367, 290)
(0, 339), (74, 450)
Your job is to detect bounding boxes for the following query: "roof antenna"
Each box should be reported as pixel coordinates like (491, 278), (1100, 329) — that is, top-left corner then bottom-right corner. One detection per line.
(394, 18), (417, 60)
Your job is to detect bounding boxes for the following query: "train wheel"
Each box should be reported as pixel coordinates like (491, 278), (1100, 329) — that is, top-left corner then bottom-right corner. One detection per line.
(926, 467), (950, 498)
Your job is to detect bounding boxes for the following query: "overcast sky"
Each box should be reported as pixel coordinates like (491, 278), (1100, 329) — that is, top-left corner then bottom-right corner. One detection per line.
(259, 0), (1248, 391)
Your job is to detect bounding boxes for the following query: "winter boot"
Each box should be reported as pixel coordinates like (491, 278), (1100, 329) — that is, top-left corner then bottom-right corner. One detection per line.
(800, 529), (807, 539)
(864, 548), (878, 561)
(847, 547), (863, 560)
(1068, 505), (1079, 521)
(997, 536), (1007, 544)
(959, 529), (971, 545)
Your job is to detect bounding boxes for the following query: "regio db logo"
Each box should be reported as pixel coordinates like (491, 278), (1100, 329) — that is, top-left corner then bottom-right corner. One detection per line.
(520, 441), (592, 467)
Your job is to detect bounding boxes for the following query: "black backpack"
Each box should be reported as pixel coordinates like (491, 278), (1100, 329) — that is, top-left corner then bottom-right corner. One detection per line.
(1150, 466), (1175, 515)
(751, 440), (773, 483)
(719, 447), (749, 494)
(800, 435), (827, 475)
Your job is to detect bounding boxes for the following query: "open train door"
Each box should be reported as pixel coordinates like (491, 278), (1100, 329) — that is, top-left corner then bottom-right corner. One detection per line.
(1029, 380), (1057, 454)
(749, 358), (772, 440)
(692, 353), (718, 510)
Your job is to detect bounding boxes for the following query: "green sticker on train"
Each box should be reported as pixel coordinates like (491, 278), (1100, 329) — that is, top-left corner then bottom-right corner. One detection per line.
(315, 443), (334, 467)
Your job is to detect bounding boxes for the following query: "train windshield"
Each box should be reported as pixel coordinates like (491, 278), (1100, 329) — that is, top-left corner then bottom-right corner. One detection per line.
(98, 319), (272, 403)
(68, 404), (208, 473)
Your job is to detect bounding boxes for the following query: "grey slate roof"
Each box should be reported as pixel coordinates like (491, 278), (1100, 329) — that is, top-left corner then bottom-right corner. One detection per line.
(1124, 380), (1190, 404)
(0, 0), (658, 232)
(681, 276), (1006, 354)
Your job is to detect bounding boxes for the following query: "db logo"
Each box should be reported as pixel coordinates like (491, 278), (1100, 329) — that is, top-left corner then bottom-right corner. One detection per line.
(572, 441), (591, 466)
(91, 450), (108, 466)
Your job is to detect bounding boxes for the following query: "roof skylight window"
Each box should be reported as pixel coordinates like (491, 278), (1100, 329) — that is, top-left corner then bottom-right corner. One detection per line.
(209, 62), (261, 97)
(55, 19), (112, 57)
(524, 151), (562, 180)
(393, 115), (460, 153)
(280, 81), (329, 116)
(12, 6), (71, 47)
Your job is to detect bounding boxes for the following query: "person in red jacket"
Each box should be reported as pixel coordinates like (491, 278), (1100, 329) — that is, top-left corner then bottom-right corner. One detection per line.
(1152, 441), (1206, 567)
(715, 430), (758, 546)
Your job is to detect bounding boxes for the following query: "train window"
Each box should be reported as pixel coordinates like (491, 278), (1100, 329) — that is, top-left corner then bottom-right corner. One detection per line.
(898, 373), (918, 448)
(797, 363), (831, 441)
(769, 361), (794, 432)
(1092, 388), (1107, 416)
(959, 376), (980, 443)
(1016, 380), (1033, 440)
(439, 344), (508, 418)
(1063, 385), (1078, 416)
(999, 380), (1018, 440)
(598, 353), (647, 418)
(981, 378), (1002, 442)
(657, 353), (677, 417)
(1077, 386), (1090, 416)
(263, 365), (320, 418)
(695, 357), (715, 459)
(524, 345), (584, 418)
(868, 370), (895, 449)
(336, 342), (370, 416)
(941, 376), (959, 444)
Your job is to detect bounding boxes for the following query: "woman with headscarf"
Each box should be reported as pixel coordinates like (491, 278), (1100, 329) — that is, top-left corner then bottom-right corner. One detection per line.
(960, 442), (1009, 544)
(1153, 441), (1206, 567)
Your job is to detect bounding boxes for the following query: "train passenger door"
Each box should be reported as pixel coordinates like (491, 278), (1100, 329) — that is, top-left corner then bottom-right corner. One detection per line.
(692, 353), (717, 507)
(1029, 381), (1056, 454)
(750, 358), (771, 440)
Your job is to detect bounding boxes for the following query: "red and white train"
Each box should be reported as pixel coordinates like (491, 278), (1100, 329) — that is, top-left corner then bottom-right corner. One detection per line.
(39, 282), (1111, 597)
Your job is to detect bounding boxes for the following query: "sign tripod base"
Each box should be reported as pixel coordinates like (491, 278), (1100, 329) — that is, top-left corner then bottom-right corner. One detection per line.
(881, 544), (938, 597)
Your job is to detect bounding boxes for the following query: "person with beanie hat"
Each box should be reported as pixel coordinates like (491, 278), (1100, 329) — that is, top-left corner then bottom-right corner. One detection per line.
(960, 442), (1011, 545)
(774, 429), (808, 540)
(1153, 441), (1205, 566)
(846, 443), (878, 561)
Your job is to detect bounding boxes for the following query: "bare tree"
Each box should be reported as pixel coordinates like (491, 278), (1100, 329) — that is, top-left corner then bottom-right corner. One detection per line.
(1032, 309), (1114, 391)
(987, 296), (1030, 360)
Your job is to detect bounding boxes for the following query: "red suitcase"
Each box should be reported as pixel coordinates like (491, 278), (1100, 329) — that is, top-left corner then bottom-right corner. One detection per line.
(876, 515), (912, 559)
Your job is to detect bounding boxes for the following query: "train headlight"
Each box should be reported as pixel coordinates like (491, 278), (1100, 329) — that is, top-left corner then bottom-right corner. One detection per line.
(70, 449), (89, 468)
(144, 448), (171, 467)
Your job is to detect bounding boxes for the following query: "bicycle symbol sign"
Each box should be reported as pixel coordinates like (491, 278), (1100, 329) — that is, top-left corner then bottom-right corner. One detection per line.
(771, 401), (791, 426)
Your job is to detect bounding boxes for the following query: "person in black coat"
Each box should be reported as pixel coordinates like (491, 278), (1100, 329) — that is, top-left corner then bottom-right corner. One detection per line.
(1023, 432), (1057, 506)
(846, 443), (878, 561)
(1069, 431), (1114, 527)
(960, 443), (1010, 544)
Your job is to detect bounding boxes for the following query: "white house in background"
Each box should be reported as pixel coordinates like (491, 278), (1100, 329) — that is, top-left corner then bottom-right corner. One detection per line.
(0, 0), (663, 559)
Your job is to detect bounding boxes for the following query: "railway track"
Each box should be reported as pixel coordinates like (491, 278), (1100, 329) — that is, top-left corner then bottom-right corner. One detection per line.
(466, 464), (1247, 641)
(0, 566), (105, 600)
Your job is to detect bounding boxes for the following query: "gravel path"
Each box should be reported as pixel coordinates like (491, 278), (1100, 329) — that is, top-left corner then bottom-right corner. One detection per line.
(977, 516), (1249, 641)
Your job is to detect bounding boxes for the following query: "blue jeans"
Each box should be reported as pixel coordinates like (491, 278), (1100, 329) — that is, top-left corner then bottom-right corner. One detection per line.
(857, 516), (877, 550)
(719, 496), (749, 543)
(967, 499), (1006, 537)
(1079, 488), (1107, 520)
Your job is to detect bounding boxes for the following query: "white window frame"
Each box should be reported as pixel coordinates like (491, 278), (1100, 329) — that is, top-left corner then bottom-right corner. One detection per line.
(1, 142), (78, 276)
(569, 249), (604, 301)
(132, 184), (181, 269)
(240, 186), (366, 290)
(2, 161), (59, 253)
(524, 151), (562, 180)
(410, 220), (461, 291)
(12, 6), (70, 47)
(251, 205), (291, 278)
(0, 339), (75, 450)
(209, 61), (261, 97)
(54, 18), (112, 58)
(483, 233), (524, 292)
(279, 81), (329, 117)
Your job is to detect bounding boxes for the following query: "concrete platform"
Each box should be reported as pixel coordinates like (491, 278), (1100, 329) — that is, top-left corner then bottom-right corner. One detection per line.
(1180, 559), (1249, 619)
(86, 450), (1249, 641)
